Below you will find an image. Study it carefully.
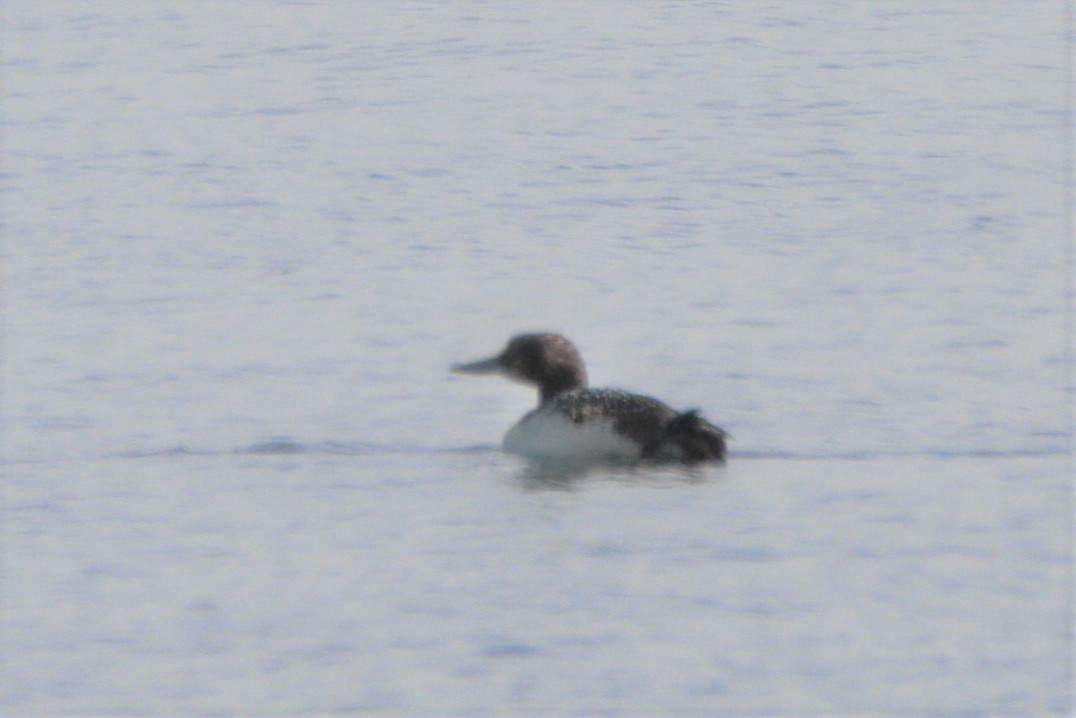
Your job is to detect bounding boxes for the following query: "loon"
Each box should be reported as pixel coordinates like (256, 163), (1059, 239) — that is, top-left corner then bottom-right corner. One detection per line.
(452, 333), (728, 464)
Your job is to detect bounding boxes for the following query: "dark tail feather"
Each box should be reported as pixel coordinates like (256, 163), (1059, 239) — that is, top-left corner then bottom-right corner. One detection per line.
(663, 410), (728, 463)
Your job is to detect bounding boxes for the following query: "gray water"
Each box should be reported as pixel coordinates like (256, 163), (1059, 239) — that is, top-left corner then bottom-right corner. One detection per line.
(3, 2), (1071, 716)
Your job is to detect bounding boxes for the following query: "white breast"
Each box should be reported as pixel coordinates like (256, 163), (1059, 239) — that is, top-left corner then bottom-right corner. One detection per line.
(502, 409), (642, 463)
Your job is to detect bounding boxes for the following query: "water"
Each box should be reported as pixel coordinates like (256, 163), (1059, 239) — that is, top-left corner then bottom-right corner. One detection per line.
(3, 2), (1071, 715)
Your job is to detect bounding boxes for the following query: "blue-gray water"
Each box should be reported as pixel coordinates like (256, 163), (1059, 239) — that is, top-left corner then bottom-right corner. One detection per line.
(3, 2), (1071, 716)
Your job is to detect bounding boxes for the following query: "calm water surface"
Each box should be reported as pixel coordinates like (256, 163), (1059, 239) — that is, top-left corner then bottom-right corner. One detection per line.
(3, 2), (1070, 715)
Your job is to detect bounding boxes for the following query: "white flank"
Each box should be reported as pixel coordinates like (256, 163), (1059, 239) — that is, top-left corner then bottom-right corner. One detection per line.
(502, 411), (641, 463)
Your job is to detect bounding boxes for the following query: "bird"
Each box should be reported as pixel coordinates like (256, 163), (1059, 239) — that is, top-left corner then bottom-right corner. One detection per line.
(452, 333), (727, 464)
